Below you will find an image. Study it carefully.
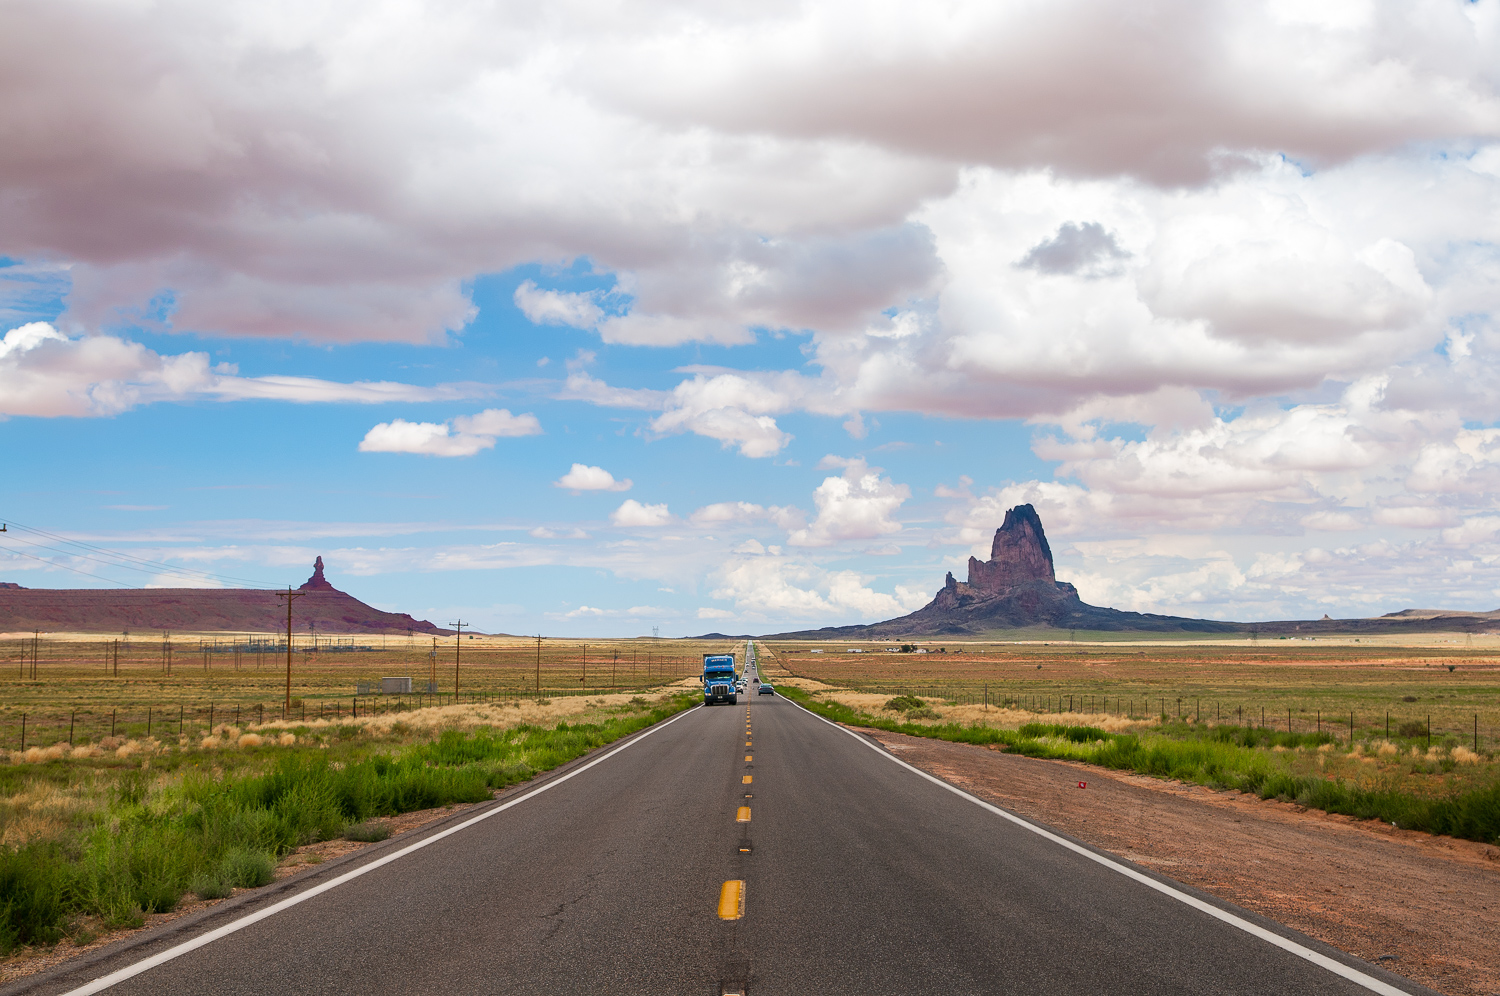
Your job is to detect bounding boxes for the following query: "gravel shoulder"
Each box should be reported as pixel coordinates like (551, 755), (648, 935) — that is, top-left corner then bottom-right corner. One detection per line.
(861, 726), (1500, 996)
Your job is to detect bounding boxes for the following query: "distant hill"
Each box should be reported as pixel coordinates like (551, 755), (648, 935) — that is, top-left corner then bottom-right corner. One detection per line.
(764, 505), (1500, 640)
(0, 557), (452, 635)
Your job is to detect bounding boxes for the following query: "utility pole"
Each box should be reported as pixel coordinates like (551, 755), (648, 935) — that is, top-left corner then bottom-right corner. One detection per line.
(277, 587), (306, 713)
(535, 634), (542, 695)
(450, 620), (467, 697)
(430, 635), (437, 693)
(582, 644), (587, 693)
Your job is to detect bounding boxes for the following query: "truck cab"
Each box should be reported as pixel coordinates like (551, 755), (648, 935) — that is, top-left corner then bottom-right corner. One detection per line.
(702, 653), (737, 705)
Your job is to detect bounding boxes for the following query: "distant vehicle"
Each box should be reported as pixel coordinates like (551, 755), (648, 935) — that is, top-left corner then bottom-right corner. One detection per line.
(758, 684), (774, 695)
(702, 653), (737, 705)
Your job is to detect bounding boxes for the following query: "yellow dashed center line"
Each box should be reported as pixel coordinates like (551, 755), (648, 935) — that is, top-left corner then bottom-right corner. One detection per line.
(745, 755), (752, 762)
(718, 880), (745, 920)
(742, 775), (752, 784)
(736, 806), (751, 822)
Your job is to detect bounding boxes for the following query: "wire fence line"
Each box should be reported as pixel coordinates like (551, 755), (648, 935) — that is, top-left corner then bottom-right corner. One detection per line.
(5, 685), (660, 751)
(808, 682), (1498, 753)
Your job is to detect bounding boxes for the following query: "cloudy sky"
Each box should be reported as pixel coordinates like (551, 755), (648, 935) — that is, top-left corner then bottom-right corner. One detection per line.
(3, 0), (1500, 635)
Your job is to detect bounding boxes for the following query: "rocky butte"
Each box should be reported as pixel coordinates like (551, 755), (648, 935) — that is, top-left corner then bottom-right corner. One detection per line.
(765, 504), (1500, 639)
(0, 558), (450, 635)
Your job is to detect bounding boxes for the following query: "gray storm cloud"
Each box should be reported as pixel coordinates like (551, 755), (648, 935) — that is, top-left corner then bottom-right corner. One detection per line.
(2, 0), (1496, 348)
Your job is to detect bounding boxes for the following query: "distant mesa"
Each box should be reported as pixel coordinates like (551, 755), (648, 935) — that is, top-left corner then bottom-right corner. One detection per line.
(0, 556), (452, 635)
(764, 504), (1500, 639)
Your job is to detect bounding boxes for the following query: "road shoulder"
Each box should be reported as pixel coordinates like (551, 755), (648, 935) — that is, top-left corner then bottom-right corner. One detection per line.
(856, 725), (1500, 996)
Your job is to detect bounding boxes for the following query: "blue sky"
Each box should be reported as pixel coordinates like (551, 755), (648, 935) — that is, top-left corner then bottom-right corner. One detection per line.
(0, 264), (1050, 634)
(4, 1), (1500, 635)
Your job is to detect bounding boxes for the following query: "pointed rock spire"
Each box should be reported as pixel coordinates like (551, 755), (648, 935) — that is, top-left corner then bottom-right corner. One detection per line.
(966, 503), (1056, 593)
(299, 555), (336, 591)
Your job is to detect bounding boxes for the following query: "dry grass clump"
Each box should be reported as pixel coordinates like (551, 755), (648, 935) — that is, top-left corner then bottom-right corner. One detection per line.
(0, 782), (94, 848)
(238, 734), (263, 748)
(823, 690), (916, 713)
(251, 691), (669, 738)
(116, 739), (165, 759)
(763, 675), (836, 692)
(1377, 741), (1400, 757)
(1451, 745), (1481, 764)
(816, 689), (1155, 733)
(13, 745), (70, 764)
(913, 701), (1151, 733)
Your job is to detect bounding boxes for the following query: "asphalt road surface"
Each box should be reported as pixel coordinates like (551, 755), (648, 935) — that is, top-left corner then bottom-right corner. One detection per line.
(16, 654), (1432, 996)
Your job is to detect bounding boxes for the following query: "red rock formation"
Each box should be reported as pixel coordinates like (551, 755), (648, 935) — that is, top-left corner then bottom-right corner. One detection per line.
(0, 558), (451, 634)
(764, 503), (1499, 638)
(299, 556), (336, 591)
(931, 504), (1065, 611)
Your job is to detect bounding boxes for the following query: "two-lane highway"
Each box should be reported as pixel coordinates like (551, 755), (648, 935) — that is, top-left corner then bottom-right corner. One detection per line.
(18, 654), (1432, 995)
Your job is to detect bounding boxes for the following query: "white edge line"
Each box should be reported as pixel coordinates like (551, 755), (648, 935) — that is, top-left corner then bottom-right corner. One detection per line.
(787, 696), (1414, 996)
(60, 704), (702, 996)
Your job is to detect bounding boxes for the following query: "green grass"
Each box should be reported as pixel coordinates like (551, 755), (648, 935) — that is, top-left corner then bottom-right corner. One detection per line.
(0, 692), (696, 955)
(782, 687), (1500, 846)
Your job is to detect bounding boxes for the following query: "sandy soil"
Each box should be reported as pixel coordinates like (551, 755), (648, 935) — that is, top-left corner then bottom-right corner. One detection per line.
(860, 726), (1500, 996)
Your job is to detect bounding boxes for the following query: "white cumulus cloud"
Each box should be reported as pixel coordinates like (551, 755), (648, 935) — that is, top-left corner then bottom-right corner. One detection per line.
(2, 322), (474, 417)
(358, 409), (541, 457)
(787, 460), (910, 547)
(555, 464), (633, 492)
(610, 500), (673, 527)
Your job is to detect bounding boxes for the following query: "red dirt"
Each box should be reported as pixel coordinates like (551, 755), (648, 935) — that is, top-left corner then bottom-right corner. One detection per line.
(861, 726), (1500, 996)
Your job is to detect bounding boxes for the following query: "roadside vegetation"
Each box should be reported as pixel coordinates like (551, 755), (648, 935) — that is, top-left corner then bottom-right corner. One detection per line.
(780, 687), (1500, 846)
(0, 692), (695, 956)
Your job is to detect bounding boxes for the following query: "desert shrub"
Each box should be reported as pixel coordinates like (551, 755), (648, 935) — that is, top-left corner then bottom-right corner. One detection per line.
(882, 695), (940, 719)
(1398, 721), (1429, 738)
(343, 820), (391, 843)
(1018, 723), (1110, 743)
(220, 848), (275, 888)
(0, 843), (72, 953)
(190, 871), (231, 900)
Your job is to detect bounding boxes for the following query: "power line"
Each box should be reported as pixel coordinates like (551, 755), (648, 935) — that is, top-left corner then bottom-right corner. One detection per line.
(0, 517), (278, 588)
(0, 532), (186, 586)
(0, 543), (144, 588)
(1, 518), (277, 586)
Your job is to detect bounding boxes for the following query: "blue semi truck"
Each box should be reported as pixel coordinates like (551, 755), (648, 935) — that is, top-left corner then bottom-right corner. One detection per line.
(702, 653), (737, 705)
